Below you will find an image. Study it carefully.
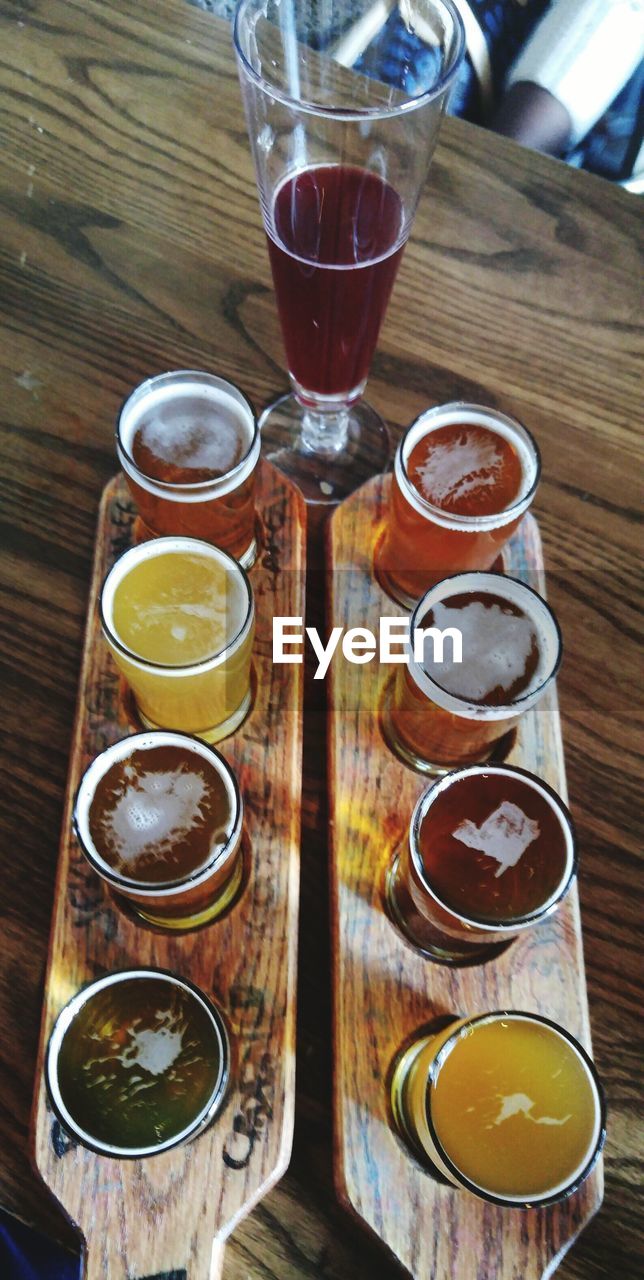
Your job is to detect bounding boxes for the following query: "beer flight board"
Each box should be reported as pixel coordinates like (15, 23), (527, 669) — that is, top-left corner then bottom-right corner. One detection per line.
(29, 470), (602, 1278)
(328, 481), (603, 1279)
(31, 467), (305, 1280)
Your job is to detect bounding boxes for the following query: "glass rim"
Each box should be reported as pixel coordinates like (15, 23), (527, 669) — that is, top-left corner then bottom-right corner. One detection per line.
(100, 536), (255, 675)
(408, 763), (578, 932)
(396, 401), (541, 530)
(407, 570), (563, 720)
(73, 731), (243, 895)
(45, 967), (230, 1159)
(233, 0), (466, 122)
(424, 1010), (606, 1207)
(116, 369), (260, 496)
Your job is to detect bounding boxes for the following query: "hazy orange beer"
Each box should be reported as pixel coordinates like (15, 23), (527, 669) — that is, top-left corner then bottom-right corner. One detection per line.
(378, 403), (540, 606)
(387, 764), (577, 961)
(117, 371), (261, 567)
(384, 571), (562, 772)
(390, 1011), (605, 1207)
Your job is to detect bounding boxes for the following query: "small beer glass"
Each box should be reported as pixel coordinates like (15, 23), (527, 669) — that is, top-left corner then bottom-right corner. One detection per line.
(74, 731), (244, 930)
(377, 402), (540, 607)
(100, 536), (255, 742)
(390, 1010), (605, 1207)
(386, 764), (577, 962)
(382, 571), (562, 773)
(46, 969), (230, 1157)
(117, 370), (261, 567)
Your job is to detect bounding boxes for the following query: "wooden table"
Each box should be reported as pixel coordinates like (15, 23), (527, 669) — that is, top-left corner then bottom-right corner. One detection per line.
(0, 1), (641, 1276)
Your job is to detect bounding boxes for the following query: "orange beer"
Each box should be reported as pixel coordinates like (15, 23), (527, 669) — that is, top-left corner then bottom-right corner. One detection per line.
(378, 403), (540, 606)
(117, 371), (260, 566)
(391, 1011), (605, 1206)
(384, 572), (562, 772)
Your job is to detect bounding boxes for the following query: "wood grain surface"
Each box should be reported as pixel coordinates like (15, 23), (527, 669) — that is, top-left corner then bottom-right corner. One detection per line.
(0, 1), (641, 1278)
(328, 487), (602, 1279)
(31, 464), (304, 1279)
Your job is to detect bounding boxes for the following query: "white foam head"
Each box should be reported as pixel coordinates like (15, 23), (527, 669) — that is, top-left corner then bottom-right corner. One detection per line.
(117, 370), (260, 501)
(74, 730), (243, 893)
(395, 402), (540, 531)
(408, 571), (562, 720)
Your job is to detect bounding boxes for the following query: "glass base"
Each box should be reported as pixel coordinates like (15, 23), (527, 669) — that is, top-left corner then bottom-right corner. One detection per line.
(385, 853), (510, 965)
(375, 536), (511, 611)
(259, 391), (390, 505)
(379, 678), (516, 777)
(239, 534), (258, 572)
(389, 1033), (457, 1184)
(127, 853), (244, 932)
(137, 687), (252, 745)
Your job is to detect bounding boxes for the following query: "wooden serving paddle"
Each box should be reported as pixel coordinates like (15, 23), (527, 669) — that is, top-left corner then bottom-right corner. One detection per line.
(31, 463), (305, 1279)
(328, 476), (603, 1280)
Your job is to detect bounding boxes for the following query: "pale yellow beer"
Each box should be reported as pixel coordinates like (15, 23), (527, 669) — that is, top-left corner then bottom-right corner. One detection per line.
(101, 537), (254, 741)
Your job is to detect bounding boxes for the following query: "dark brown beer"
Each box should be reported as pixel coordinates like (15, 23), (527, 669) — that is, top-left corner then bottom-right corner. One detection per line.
(417, 769), (570, 923)
(89, 741), (233, 884)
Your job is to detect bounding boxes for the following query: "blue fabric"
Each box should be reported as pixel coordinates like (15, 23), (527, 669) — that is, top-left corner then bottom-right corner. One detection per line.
(0, 1209), (80, 1280)
(354, 2), (642, 179)
(208, 0), (642, 180)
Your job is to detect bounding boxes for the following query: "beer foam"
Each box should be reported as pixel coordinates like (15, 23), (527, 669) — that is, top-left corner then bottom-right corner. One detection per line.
(105, 766), (209, 864)
(415, 431), (503, 505)
(111, 1007), (186, 1077)
(424, 599), (537, 701)
(453, 801), (540, 877)
(491, 1094), (571, 1129)
(136, 395), (247, 475)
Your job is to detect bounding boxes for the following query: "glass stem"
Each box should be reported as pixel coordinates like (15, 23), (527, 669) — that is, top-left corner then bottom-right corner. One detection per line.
(300, 407), (350, 455)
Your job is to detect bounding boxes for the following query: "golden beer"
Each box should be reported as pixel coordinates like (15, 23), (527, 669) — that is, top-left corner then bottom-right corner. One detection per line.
(391, 1011), (605, 1206)
(101, 536), (254, 741)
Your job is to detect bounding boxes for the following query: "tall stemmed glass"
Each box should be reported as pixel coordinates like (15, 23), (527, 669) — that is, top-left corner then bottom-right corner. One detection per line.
(234, 0), (465, 504)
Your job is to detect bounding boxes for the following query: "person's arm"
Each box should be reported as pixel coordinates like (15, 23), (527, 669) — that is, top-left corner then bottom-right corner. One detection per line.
(493, 0), (644, 155)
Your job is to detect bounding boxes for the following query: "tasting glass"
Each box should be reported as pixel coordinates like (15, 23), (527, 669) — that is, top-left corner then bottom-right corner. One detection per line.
(390, 1010), (606, 1207)
(74, 731), (244, 930)
(386, 764), (577, 962)
(46, 968), (230, 1158)
(382, 571), (562, 773)
(116, 370), (261, 568)
(100, 537), (255, 743)
(377, 402), (541, 608)
(234, 0), (465, 504)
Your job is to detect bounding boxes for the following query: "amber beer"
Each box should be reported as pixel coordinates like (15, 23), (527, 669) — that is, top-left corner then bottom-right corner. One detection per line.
(390, 1011), (605, 1206)
(387, 764), (576, 961)
(117, 371), (260, 566)
(384, 571), (562, 772)
(378, 403), (540, 606)
(74, 731), (244, 929)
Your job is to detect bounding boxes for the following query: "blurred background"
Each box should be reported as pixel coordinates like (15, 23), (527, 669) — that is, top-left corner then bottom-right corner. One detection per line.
(191, 0), (644, 188)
